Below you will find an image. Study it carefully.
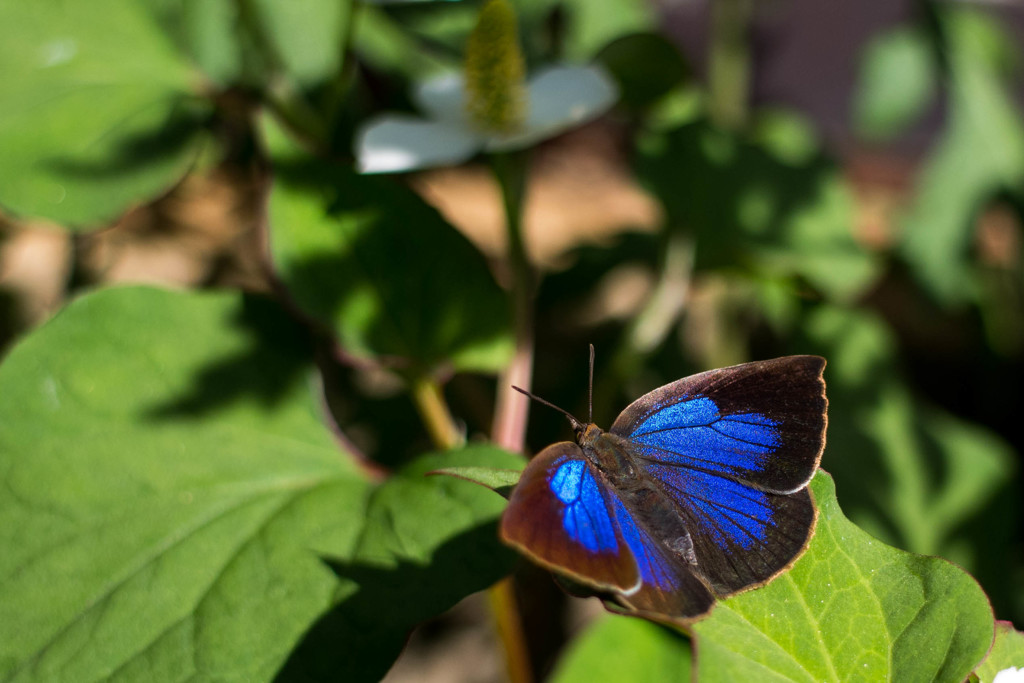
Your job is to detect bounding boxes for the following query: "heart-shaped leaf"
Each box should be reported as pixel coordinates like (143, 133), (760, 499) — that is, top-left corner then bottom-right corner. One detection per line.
(692, 471), (994, 681)
(0, 286), (372, 682)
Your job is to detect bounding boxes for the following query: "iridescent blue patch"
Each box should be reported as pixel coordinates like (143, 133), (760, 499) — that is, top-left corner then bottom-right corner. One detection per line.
(549, 458), (619, 553)
(630, 395), (780, 474)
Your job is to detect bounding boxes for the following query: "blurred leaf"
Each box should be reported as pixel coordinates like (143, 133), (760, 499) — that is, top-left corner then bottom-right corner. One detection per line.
(354, 6), (460, 80)
(556, 0), (654, 61)
(550, 616), (691, 682)
(640, 118), (879, 302)
(853, 26), (936, 141)
(974, 622), (1024, 683)
(595, 33), (689, 111)
(693, 471), (994, 681)
(167, 0), (244, 86)
(251, 0), (351, 86)
(276, 446), (522, 682)
(0, 286), (374, 682)
(901, 8), (1024, 305)
(0, 0), (206, 226)
(429, 465), (526, 498)
(263, 117), (513, 374)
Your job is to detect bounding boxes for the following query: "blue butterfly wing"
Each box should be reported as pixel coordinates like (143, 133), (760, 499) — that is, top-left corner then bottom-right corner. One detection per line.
(500, 443), (639, 593)
(610, 356), (825, 594)
(502, 443), (718, 622)
(608, 497), (716, 622)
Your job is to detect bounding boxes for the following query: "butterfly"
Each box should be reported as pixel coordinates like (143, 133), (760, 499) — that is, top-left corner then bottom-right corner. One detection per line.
(500, 353), (827, 625)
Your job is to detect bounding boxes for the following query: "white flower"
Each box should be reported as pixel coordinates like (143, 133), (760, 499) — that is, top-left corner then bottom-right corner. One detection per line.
(355, 65), (618, 174)
(994, 667), (1024, 683)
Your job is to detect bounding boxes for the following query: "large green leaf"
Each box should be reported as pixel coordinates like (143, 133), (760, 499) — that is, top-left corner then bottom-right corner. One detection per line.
(0, 0), (206, 226)
(692, 471), (994, 681)
(0, 286), (373, 681)
(900, 8), (1024, 305)
(276, 446), (523, 682)
(263, 118), (512, 374)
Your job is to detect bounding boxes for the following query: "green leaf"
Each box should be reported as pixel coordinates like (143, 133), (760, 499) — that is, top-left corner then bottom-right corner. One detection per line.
(170, 0), (245, 86)
(275, 446), (522, 682)
(250, 0), (351, 86)
(692, 471), (994, 682)
(550, 616), (691, 682)
(974, 622), (1024, 683)
(263, 118), (513, 374)
(900, 8), (1024, 305)
(0, 0), (206, 226)
(429, 464), (526, 498)
(0, 286), (373, 682)
(853, 26), (936, 141)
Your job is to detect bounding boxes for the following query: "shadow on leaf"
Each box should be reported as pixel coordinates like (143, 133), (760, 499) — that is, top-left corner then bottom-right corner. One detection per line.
(145, 294), (314, 418)
(44, 99), (206, 178)
(274, 520), (515, 683)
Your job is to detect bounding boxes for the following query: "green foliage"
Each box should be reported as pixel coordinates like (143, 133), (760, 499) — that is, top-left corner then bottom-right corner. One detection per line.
(639, 116), (879, 302)
(0, 0), (205, 226)
(853, 26), (936, 141)
(693, 472), (993, 682)
(0, 0), (1021, 681)
(0, 287), (373, 681)
(973, 622), (1024, 683)
(550, 616), (691, 682)
(264, 118), (513, 375)
(900, 8), (1024, 305)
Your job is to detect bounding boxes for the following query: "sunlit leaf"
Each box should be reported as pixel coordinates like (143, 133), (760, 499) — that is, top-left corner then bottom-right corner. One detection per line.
(693, 472), (994, 682)
(429, 464), (525, 499)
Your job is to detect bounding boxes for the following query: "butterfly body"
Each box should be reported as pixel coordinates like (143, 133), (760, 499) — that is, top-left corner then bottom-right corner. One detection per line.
(501, 355), (827, 625)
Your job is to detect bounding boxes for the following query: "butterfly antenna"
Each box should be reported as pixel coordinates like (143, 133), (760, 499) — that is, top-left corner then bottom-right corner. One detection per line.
(511, 386), (585, 431)
(588, 344), (595, 424)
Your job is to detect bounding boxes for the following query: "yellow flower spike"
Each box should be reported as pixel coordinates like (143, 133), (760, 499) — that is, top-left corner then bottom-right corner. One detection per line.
(464, 0), (526, 134)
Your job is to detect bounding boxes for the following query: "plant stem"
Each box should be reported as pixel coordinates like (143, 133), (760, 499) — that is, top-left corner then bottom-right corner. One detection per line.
(409, 375), (462, 450)
(491, 151), (534, 455)
(489, 150), (535, 683)
(708, 0), (754, 130)
(488, 577), (532, 683)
